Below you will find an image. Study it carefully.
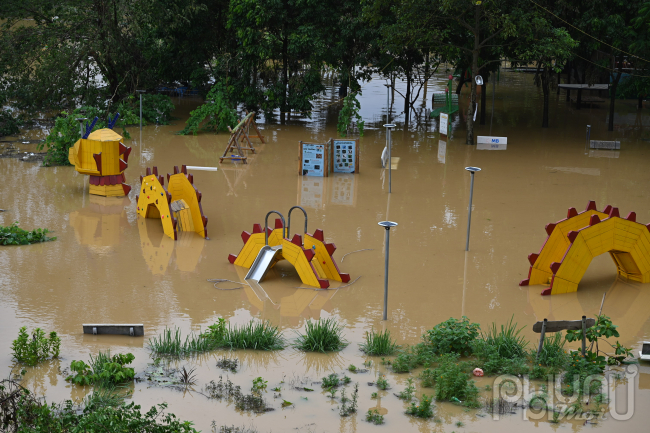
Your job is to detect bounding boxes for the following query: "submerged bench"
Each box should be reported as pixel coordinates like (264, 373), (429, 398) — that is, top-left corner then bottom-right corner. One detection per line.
(83, 324), (144, 336)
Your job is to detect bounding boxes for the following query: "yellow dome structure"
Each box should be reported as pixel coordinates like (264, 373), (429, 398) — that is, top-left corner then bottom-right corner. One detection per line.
(136, 165), (208, 241)
(521, 200), (650, 295)
(67, 115), (132, 197)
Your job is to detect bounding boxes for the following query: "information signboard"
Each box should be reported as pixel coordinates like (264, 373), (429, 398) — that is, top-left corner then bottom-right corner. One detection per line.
(299, 141), (329, 176)
(440, 113), (449, 136)
(331, 139), (359, 173)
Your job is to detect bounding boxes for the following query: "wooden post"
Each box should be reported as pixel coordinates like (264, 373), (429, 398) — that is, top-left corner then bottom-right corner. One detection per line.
(581, 315), (587, 357)
(536, 318), (547, 359)
(298, 141), (303, 175)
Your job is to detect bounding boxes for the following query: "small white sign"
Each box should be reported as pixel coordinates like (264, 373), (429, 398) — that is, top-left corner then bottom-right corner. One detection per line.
(440, 113), (449, 136)
(438, 140), (446, 164)
(477, 136), (507, 150)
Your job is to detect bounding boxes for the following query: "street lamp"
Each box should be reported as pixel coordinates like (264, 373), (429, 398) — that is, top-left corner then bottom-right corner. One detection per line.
(383, 124), (396, 193)
(464, 167), (481, 251)
(76, 117), (88, 138)
(378, 221), (398, 320)
(136, 90), (146, 130)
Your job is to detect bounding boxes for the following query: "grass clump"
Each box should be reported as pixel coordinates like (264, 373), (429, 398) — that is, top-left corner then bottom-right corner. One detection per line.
(359, 328), (398, 355)
(11, 327), (61, 366)
(1, 222), (56, 245)
(530, 332), (570, 379)
(473, 316), (530, 376)
(221, 321), (284, 350)
(422, 316), (480, 356)
(149, 327), (215, 356)
(294, 319), (348, 352)
(321, 373), (340, 388)
(405, 394), (434, 418)
(66, 351), (135, 388)
(365, 408), (384, 424)
(376, 375), (389, 390)
(428, 354), (479, 407)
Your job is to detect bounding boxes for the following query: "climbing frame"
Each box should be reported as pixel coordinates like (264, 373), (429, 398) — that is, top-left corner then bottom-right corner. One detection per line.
(136, 165), (208, 240)
(219, 112), (265, 164)
(520, 200), (650, 295)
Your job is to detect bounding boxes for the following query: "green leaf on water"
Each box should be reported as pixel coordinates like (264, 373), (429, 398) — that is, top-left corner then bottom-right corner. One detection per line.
(282, 400), (293, 407)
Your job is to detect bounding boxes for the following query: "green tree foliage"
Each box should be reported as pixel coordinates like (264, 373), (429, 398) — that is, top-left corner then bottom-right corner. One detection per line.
(11, 327), (61, 366)
(337, 93), (364, 137)
(179, 83), (237, 135)
(0, 110), (20, 137)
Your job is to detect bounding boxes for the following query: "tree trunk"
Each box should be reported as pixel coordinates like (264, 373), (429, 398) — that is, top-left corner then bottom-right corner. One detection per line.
(456, 70), (470, 95)
(542, 68), (549, 128)
(467, 6), (479, 145)
(281, 35), (288, 124)
(480, 75), (487, 125)
(404, 69), (411, 126)
(638, 94), (643, 109)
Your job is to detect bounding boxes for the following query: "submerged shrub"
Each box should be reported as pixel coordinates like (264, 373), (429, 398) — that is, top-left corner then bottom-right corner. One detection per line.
(405, 394), (434, 418)
(11, 327), (61, 366)
(422, 316), (480, 356)
(66, 351), (135, 387)
(430, 354), (479, 407)
(294, 318), (348, 352)
(1, 223), (56, 245)
(392, 348), (419, 373)
(359, 328), (398, 356)
(179, 83), (237, 135)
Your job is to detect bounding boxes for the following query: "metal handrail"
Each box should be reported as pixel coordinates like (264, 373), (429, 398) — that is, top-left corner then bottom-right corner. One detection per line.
(287, 206), (307, 239)
(264, 211), (286, 246)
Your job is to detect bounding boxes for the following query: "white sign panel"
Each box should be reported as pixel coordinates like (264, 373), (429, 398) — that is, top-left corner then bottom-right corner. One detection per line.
(302, 143), (326, 176)
(477, 136), (507, 150)
(438, 140), (446, 164)
(332, 140), (356, 173)
(440, 113), (449, 136)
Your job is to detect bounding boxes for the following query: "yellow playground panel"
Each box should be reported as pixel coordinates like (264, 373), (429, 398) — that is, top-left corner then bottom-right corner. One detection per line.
(136, 165), (208, 240)
(68, 117), (132, 197)
(229, 215), (350, 289)
(520, 201), (650, 295)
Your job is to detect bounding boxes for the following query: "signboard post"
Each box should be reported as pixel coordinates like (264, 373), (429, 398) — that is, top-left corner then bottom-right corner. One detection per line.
(299, 141), (329, 177)
(533, 317), (595, 358)
(477, 136), (507, 150)
(331, 139), (359, 173)
(440, 113), (449, 136)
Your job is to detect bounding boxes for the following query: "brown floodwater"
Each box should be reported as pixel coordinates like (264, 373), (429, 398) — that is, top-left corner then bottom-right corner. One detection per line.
(2, 69), (650, 432)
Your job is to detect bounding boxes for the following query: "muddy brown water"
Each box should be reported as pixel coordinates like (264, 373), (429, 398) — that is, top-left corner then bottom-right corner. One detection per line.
(1, 70), (650, 432)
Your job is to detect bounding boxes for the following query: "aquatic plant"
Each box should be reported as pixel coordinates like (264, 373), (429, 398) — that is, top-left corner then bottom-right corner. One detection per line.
(376, 375), (389, 390)
(294, 318), (348, 352)
(1, 223), (56, 245)
(179, 366), (197, 386)
(405, 394), (434, 418)
(216, 357), (239, 373)
(422, 316), (480, 356)
(252, 377), (268, 393)
(429, 354), (479, 407)
(348, 364), (357, 372)
(66, 351), (135, 388)
(479, 316), (528, 359)
(205, 376), (270, 413)
(11, 327), (61, 366)
(321, 373), (340, 388)
(221, 321), (284, 351)
(339, 383), (359, 416)
(365, 408), (384, 424)
(398, 378), (416, 401)
(359, 328), (398, 356)
(148, 327), (215, 356)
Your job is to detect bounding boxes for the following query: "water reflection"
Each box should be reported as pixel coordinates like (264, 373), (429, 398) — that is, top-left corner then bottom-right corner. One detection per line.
(138, 219), (205, 275)
(68, 196), (130, 251)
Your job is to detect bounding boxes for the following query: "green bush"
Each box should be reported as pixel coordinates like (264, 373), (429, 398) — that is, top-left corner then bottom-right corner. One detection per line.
(429, 354), (479, 407)
(1, 222), (56, 245)
(365, 408), (384, 424)
(0, 109), (20, 137)
(11, 327), (61, 366)
(14, 393), (197, 433)
(179, 83), (237, 135)
(337, 92), (364, 137)
(566, 315), (633, 365)
(294, 318), (348, 352)
(405, 394), (434, 418)
(422, 316), (480, 356)
(66, 351), (135, 387)
(563, 351), (606, 396)
(359, 328), (398, 356)
(392, 348), (419, 373)
(473, 341), (530, 376)
(321, 373), (340, 388)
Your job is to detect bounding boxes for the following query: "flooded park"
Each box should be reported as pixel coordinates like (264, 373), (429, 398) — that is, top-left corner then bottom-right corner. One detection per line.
(2, 67), (650, 432)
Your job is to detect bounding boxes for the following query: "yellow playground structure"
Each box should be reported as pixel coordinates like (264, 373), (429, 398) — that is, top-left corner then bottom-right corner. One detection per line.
(520, 200), (650, 295)
(228, 207), (350, 289)
(68, 115), (132, 197)
(136, 165), (208, 240)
